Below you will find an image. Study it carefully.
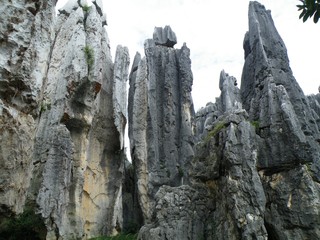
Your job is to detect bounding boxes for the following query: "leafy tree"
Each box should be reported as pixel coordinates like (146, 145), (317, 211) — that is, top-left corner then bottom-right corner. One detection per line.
(297, 0), (320, 23)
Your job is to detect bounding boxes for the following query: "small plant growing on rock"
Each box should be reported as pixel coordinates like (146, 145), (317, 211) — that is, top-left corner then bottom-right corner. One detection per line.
(84, 45), (94, 71)
(204, 121), (226, 143)
(250, 120), (260, 134)
(250, 120), (259, 130)
(40, 98), (51, 113)
(82, 4), (91, 12)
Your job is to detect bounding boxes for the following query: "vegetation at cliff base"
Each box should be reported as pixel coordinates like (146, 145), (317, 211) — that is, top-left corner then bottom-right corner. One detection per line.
(297, 0), (320, 23)
(89, 233), (138, 240)
(0, 208), (46, 240)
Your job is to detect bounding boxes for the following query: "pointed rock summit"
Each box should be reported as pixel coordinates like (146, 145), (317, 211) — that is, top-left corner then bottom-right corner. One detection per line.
(138, 2), (320, 240)
(241, 1), (320, 169)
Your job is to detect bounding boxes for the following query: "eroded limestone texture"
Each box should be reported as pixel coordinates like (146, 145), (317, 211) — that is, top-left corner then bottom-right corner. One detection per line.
(0, 0), (56, 217)
(137, 2), (320, 240)
(1, 1), (320, 239)
(128, 27), (195, 222)
(240, 3), (320, 238)
(24, 1), (129, 239)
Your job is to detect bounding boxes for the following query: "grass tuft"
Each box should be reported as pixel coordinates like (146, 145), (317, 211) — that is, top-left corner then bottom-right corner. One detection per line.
(203, 121), (226, 143)
(83, 45), (94, 71)
(82, 4), (91, 12)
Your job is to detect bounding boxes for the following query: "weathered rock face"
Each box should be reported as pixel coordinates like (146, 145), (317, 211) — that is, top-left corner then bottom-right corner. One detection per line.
(138, 185), (213, 240)
(1, 0), (129, 239)
(195, 70), (241, 141)
(240, 2), (320, 238)
(193, 111), (268, 240)
(128, 27), (195, 222)
(28, 1), (129, 238)
(137, 2), (320, 240)
(0, 0), (56, 217)
(140, 70), (268, 239)
(153, 25), (177, 48)
(241, 2), (320, 170)
(2, 0), (320, 239)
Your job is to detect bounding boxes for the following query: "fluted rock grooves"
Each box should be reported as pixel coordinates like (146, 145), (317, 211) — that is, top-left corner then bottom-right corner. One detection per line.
(1, 1), (320, 240)
(127, 25), (195, 223)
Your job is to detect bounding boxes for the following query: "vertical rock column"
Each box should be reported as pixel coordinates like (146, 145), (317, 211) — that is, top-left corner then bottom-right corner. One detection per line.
(128, 26), (195, 222)
(0, 0), (56, 216)
(241, 1), (320, 169)
(28, 0), (130, 239)
(241, 2), (320, 239)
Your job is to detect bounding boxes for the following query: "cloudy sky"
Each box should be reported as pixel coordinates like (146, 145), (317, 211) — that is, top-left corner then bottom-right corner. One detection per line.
(56, 0), (319, 111)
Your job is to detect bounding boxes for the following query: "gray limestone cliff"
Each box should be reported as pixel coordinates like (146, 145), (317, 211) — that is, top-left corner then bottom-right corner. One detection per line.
(1, 0), (320, 240)
(1, 0), (129, 239)
(136, 2), (320, 240)
(30, 1), (130, 238)
(241, 2), (320, 239)
(128, 26), (195, 223)
(0, 0), (56, 220)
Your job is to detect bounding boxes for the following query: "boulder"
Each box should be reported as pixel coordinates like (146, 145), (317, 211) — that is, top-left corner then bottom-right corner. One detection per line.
(153, 25), (177, 47)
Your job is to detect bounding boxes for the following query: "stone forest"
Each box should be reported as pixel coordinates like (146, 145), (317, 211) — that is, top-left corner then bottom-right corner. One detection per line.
(1, 0), (320, 239)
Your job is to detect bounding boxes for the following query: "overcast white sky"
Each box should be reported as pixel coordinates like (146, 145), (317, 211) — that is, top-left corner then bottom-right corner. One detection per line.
(56, 0), (319, 111)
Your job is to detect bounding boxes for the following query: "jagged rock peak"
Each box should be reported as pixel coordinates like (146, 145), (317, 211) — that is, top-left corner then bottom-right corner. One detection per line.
(58, 0), (81, 14)
(92, 0), (104, 16)
(241, 0), (295, 111)
(153, 25), (177, 47)
(219, 70), (241, 112)
(58, 0), (107, 25)
(241, 0), (320, 170)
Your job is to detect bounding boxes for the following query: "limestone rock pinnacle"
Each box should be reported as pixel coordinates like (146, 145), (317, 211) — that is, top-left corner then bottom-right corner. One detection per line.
(128, 28), (194, 223)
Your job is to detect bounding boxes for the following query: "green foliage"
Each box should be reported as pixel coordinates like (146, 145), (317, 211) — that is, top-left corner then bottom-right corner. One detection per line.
(89, 233), (138, 240)
(84, 45), (94, 71)
(250, 120), (260, 131)
(40, 98), (51, 113)
(305, 162), (316, 179)
(82, 4), (91, 12)
(297, 0), (320, 23)
(0, 208), (46, 240)
(204, 121), (226, 143)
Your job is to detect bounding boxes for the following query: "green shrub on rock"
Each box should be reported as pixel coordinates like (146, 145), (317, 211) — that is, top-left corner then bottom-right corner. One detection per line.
(84, 45), (94, 71)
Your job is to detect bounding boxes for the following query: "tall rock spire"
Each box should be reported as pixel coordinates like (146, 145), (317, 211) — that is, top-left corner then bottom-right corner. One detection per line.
(138, 2), (320, 240)
(128, 26), (195, 222)
(0, 0), (56, 220)
(240, 2), (320, 239)
(241, 1), (320, 169)
(28, 0), (129, 238)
